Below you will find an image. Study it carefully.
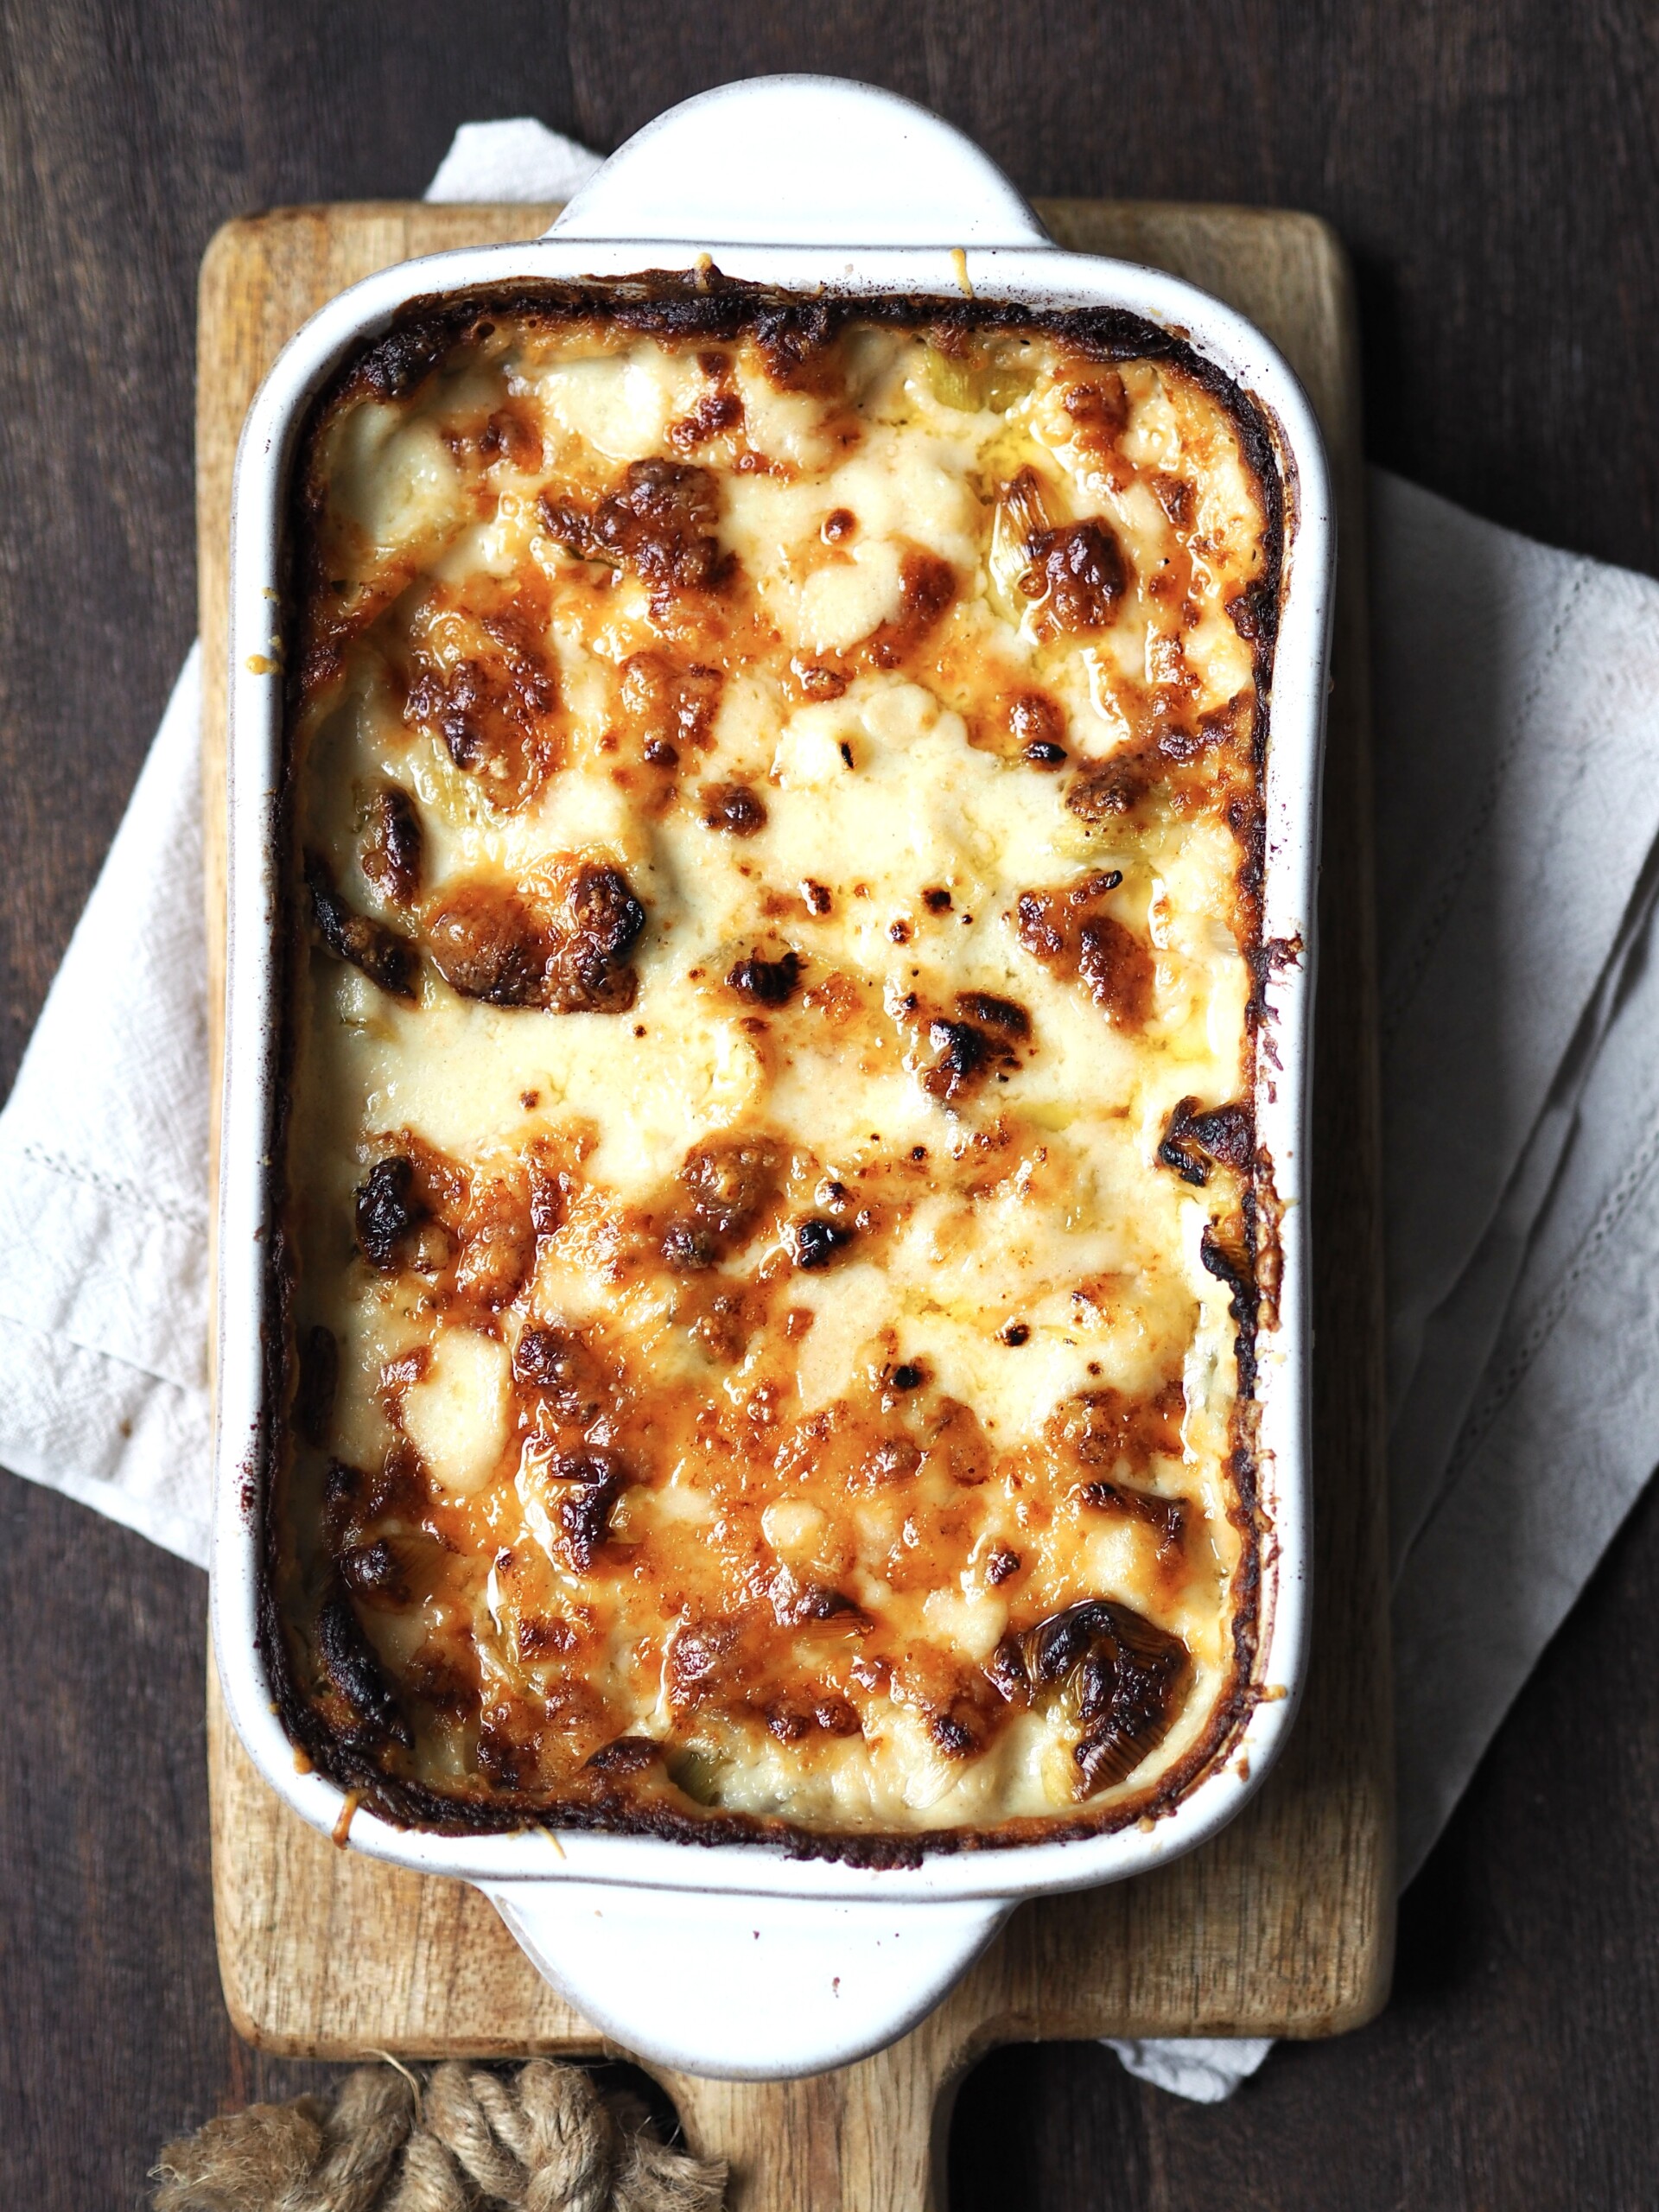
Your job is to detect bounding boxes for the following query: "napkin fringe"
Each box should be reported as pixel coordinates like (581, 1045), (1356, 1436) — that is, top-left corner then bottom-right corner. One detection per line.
(1453, 1093), (1659, 1476)
(15, 1136), (206, 1232)
(0, 1147), (207, 1393)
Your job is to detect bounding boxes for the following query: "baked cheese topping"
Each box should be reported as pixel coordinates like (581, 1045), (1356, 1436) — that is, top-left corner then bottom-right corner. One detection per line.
(271, 285), (1278, 1853)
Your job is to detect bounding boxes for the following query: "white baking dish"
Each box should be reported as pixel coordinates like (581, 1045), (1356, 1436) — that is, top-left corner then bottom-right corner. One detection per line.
(212, 73), (1329, 2081)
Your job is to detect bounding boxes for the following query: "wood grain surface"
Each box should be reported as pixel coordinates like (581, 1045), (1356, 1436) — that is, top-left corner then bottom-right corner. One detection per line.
(198, 196), (1390, 2211)
(5, 8), (1659, 2209)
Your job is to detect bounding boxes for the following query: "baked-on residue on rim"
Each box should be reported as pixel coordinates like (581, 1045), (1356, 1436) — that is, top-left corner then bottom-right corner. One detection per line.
(260, 273), (1285, 1866)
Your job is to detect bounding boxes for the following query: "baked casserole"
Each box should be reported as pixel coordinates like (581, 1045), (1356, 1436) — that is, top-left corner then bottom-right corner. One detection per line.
(267, 276), (1284, 1860)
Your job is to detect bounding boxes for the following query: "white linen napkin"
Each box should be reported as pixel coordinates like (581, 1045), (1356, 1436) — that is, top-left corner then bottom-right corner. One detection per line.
(0, 645), (213, 1559)
(5, 119), (1659, 2102)
(1110, 478), (1659, 2100)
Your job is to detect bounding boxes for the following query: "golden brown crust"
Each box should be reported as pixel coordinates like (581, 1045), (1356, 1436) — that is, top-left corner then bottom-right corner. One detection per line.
(261, 273), (1285, 1859)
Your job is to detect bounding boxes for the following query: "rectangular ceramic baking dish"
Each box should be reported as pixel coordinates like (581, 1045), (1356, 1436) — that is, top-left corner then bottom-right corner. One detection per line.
(212, 73), (1330, 2081)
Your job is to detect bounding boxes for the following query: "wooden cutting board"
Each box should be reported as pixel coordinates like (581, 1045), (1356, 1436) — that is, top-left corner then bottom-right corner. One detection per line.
(198, 198), (1393, 2212)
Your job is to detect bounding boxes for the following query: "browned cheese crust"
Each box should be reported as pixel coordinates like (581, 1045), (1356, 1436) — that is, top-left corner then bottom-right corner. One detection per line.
(262, 275), (1284, 1862)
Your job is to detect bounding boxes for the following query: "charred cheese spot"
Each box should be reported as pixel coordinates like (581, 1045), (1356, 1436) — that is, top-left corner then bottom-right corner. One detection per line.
(1021, 520), (1126, 637)
(700, 781), (768, 837)
(1016, 874), (1154, 1030)
(539, 456), (729, 601)
(354, 1155), (427, 1269)
(425, 880), (550, 1007)
(617, 651), (723, 773)
(424, 866), (645, 1014)
(478, 404), (543, 470)
(727, 949), (804, 1007)
(360, 785), (423, 906)
(668, 387), (745, 454)
(1008, 690), (1068, 768)
(276, 294), (1278, 1848)
(401, 590), (563, 810)
(920, 1014), (1019, 1105)
(307, 854), (418, 1001)
(988, 1599), (1187, 1796)
(663, 1136), (783, 1271)
(1158, 1095), (1255, 1187)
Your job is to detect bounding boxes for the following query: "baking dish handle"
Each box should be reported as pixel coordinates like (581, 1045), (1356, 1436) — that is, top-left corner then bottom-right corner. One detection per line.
(482, 1878), (1009, 2081)
(550, 73), (1051, 251)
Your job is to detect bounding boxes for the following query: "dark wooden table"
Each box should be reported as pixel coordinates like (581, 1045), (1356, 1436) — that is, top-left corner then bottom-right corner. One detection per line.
(3, 5), (1657, 2205)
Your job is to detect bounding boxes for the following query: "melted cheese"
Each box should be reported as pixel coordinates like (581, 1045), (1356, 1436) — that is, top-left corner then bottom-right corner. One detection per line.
(273, 296), (1275, 1847)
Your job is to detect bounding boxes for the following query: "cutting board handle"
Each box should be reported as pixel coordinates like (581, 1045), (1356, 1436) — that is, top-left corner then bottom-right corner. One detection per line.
(549, 74), (1052, 251)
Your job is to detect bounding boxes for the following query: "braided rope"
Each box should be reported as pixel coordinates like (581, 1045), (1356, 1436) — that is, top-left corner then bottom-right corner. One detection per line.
(150, 2060), (727, 2212)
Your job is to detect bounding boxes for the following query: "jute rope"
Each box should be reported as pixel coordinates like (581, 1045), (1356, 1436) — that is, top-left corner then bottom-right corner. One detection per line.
(150, 2059), (728, 2212)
